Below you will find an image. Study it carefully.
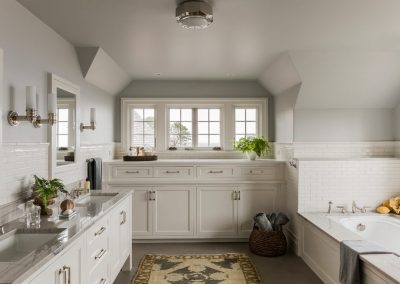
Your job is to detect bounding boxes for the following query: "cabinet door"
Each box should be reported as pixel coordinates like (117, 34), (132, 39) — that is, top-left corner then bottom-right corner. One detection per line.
(28, 237), (85, 284)
(153, 186), (195, 236)
(197, 186), (237, 237)
(237, 185), (278, 237)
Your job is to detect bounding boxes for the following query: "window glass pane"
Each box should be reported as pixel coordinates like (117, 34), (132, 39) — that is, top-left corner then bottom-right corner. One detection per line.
(169, 135), (180, 147)
(198, 135), (208, 147)
(132, 134), (143, 146)
(246, 122), (257, 134)
(58, 135), (68, 148)
(235, 108), (245, 121)
(144, 135), (155, 147)
(198, 109), (209, 121)
(58, 122), (68, 135)
(209, 109), (220, 121)
(235, 122), (245, 134)
(209, 122), (220, 134)
(181, 135), (192, 147)
(181, 122), (192, 135)
(169, 109), (180, 121)
(235, 135), (245, 141)
(144, 122), (154, 134)
(58, 109), (69, 121)
(132, 108), (144, 121)
(133, 121), (144, 134)
(181, 109), (192, 121)
(144, 109), (154, 121)
(198, 122), (209, 134)
(209, 135), (220, 147)
(169, 122), (180, 134)
(246, 108), (257, 121)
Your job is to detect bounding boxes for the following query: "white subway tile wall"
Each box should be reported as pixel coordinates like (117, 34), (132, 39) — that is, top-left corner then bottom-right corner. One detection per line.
(0, 143), (114, 206)
(298, 159), (400, 213)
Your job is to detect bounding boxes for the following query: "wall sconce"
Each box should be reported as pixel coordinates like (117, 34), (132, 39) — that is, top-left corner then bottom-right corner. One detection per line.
(80, 108), (96, 132)
(33, 93), (57, 128)
(8, 86), (38, 126)
(7, 87), (57, 128)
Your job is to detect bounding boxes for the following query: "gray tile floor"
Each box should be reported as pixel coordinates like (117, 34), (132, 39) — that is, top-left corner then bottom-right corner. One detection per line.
(114, 242), (322, 284)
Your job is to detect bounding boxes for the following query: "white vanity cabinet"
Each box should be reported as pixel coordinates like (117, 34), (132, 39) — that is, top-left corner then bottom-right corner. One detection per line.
(27, 237), (85, 284)
(104, 160), (285, 240)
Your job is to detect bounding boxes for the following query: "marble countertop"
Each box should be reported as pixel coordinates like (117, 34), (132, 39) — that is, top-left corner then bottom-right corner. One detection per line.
(104, 158), (284, 165)
(0, 191), (132, 284)
(299, 212), (400, 283)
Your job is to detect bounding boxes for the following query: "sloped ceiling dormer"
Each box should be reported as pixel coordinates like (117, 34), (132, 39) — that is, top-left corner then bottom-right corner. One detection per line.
(76, 47), (131, 95)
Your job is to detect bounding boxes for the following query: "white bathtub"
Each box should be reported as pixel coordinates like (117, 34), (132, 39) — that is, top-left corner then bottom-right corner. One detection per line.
(329, 215), (400, 255)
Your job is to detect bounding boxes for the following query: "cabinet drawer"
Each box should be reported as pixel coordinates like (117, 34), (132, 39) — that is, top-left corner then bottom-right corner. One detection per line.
(154, 167), (193, 179)
(87, 216), (108, 245)
(112, 166), (153, 179)
(197, 167), (235, 179)
(89, 250), (109, 284)
(87, 234), (108, 273)
(240, 167), (277, 179)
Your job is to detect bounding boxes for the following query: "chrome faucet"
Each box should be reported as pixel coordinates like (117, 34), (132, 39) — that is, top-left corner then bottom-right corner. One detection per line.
(336, 206), (348, 214)
(327, 201), (333, 214)
(0, 225), (4, 235)
(352, 201), (370, 213)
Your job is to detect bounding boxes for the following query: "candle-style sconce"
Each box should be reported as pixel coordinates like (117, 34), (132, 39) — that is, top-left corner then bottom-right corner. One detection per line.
(8, 87), (57, 128)
(80, 108), (96, 132)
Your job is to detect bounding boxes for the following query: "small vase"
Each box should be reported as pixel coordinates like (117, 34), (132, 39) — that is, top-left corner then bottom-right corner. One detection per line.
(246, 152), (257, 160)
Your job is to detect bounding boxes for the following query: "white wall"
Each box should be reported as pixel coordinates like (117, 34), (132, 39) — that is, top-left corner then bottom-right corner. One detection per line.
(0, 0), (114, 144)
(294, 109), (395, 141)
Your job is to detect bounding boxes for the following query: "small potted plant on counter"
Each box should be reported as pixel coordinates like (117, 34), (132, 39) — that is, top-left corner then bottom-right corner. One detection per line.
(33, 175), (68, 215)
(234, 136), (271, 160)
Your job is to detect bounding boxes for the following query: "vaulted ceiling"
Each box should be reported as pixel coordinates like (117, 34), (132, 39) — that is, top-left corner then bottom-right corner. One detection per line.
(17, 0), (400, 107)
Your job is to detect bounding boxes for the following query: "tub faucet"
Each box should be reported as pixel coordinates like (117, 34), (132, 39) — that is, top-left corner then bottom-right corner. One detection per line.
(327, 201), (333, 214)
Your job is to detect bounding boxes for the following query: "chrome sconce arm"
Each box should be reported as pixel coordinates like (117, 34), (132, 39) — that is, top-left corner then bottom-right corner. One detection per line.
(7, 108), (37, 126)
(32, 113), (57, 128)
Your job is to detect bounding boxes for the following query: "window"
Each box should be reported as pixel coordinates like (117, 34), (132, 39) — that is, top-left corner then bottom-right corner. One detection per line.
(235, 107), (257, 141)
(168, 108), (221, 148)
(57, 108), (69, 148)
(131, 108), (155, 148)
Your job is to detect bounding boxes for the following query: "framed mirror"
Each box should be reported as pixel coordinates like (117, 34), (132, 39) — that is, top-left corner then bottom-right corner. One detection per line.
(48, 73), (80, 178)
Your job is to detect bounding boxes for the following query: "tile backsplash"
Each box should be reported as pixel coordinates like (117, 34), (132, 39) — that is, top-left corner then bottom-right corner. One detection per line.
(0, 143), (114, 206)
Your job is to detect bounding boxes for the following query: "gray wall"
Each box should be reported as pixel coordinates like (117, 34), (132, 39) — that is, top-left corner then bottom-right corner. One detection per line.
(396, 104), (400, 141)
(294, 109), (395, 141)
(115, 80), (272, 142)
(0, 0), (114, 144)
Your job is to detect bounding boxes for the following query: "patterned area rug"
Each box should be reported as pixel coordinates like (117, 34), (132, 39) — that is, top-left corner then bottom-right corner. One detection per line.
(132, 254), (261, 284)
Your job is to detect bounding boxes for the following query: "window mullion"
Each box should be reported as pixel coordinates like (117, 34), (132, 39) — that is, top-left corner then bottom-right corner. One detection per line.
(193, 108), (198, 148)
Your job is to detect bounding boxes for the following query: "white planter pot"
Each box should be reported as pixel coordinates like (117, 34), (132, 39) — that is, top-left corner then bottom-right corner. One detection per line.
(246, 152), (257, 160)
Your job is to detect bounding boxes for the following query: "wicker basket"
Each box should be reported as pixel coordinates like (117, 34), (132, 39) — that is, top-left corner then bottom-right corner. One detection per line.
(123, 155), (158, 161)
(249, 228), (287, 257)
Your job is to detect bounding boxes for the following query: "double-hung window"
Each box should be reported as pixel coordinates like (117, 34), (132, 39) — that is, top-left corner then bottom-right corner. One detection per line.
(168, 108), (221, 149)
(130, 107), (155, 148)
(234, 107), (258, 141)
(57, 108), (69, 148)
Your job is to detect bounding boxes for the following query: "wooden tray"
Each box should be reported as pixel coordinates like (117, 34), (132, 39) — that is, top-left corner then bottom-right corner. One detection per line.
(123, 155), (158, 161)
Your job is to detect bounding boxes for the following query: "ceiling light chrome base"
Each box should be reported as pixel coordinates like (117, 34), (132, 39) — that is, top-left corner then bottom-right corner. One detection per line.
(176, 1), (213, 29)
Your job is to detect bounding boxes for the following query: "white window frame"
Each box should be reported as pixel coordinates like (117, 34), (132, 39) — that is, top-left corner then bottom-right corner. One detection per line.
(121, 98), (267, 154)
(125, 104), (157, 149)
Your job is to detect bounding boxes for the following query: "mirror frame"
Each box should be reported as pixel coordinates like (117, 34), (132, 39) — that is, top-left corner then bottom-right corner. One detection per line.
(48, 73), (80, 179)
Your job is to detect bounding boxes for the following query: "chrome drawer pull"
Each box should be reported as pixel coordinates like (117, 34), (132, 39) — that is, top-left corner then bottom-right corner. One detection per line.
(209, 170), (223, 174)
(95, 248), (106, 260)
(237, 191), (241, 201)
(120, 210), (127, 225)
(63, 266), (71, 284)
(94, 226), (106, 236)
(166, 170), (180, 174)
(125, 170), (140, 174)
(99, 278), (107, 284)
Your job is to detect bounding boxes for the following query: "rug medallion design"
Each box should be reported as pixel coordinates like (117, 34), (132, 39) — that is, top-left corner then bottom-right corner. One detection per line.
(132, 254), (261, 284)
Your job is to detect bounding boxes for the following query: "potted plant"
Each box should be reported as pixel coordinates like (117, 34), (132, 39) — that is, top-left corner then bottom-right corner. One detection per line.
(234, 136), (271, 160)
(33, 175), (67, 215)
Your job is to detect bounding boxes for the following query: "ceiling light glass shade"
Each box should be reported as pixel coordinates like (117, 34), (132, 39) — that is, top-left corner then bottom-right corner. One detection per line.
(176, 1), (213, 29)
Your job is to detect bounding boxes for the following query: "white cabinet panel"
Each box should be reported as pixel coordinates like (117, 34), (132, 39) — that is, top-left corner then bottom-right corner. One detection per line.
(197, 186), (237, 237)
(132, 187), (153, 236)
(28, 237), (84, 284)
(154, 167), (194, 179)
(112, 166), (153, 179)
(237, 185), (277, 236)
(197, 167), (236, 179)
(153, 186), (195, 236)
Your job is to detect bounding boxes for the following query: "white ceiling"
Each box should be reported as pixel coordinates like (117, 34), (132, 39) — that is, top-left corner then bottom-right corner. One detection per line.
(17, 0), (400, 80)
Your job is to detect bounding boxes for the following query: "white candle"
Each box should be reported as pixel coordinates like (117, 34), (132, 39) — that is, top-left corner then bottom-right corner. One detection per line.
(26, 86), (36, 110)
(90, 108), (96, 123)
(48, 93), (56, 113)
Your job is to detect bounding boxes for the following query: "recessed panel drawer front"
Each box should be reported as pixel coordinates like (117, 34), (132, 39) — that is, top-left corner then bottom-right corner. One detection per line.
(89, 256), (109, 284)
(87, 216), (109, 244)
(197, 167), (235, 179)
(87, 232), (109, 273)
(154, 167), (194, 179)
(240, 167), (277, 180)
(112, 166), (153, 179)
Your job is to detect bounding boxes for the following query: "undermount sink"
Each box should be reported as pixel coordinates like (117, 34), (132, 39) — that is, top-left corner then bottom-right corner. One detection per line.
(75, 192), (118, 206)
(0, 228), (66, 263)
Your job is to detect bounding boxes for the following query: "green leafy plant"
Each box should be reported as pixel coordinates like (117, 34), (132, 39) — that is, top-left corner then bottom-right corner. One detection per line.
(234, 136), (271, 157)
(33, 175), (67, 209)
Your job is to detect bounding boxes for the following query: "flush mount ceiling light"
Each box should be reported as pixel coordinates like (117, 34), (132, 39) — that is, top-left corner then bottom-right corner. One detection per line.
(176, 1), (213, 29)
